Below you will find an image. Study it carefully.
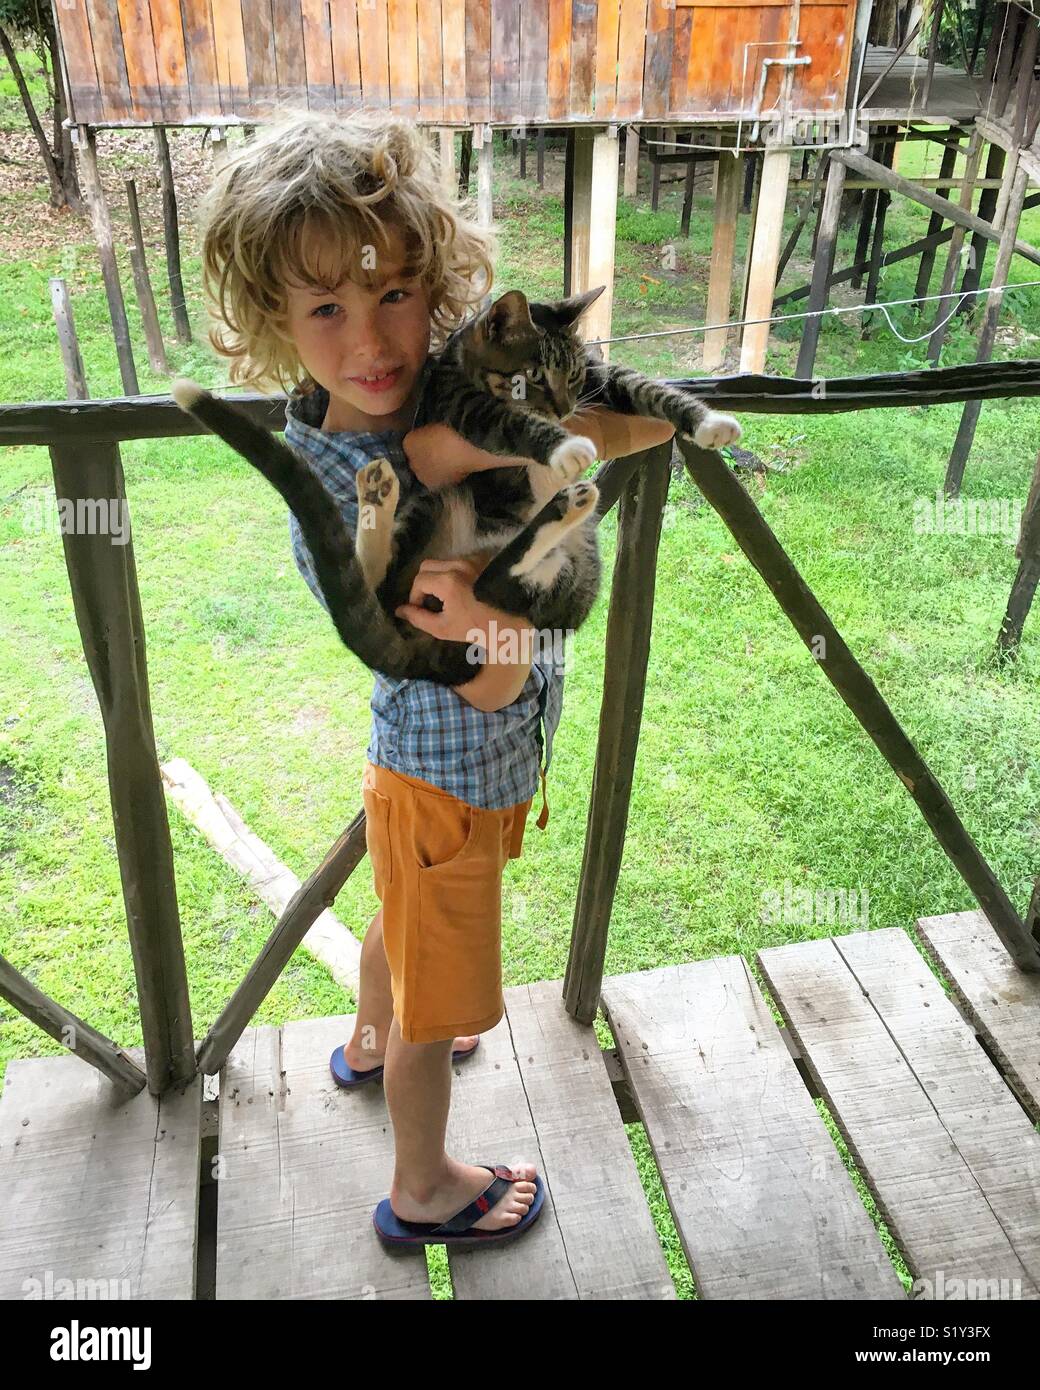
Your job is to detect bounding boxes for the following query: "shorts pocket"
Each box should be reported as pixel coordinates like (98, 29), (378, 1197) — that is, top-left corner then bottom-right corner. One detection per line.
(362, 784), (393, 895)
(412, 799), (482, 874)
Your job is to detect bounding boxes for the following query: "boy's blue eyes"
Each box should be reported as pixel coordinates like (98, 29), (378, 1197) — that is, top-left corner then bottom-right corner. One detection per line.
(310, 289), (410, 319)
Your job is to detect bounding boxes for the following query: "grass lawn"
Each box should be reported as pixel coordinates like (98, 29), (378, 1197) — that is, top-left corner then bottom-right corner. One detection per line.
(1, 77), (1039, 1297)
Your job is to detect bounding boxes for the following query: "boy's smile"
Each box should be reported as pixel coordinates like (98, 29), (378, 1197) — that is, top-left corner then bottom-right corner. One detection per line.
(284, 223), (431, 434)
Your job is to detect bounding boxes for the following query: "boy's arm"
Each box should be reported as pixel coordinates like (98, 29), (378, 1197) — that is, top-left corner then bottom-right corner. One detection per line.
(404, 408), (675, 489)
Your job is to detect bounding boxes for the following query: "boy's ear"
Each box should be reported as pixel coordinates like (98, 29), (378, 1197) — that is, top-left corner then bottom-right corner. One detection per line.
(479, 289), (536, 344)
(552, 285), (606, 327)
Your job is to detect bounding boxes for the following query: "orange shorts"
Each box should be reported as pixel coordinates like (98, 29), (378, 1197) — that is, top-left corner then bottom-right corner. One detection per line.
(360, 759), (534, 1043)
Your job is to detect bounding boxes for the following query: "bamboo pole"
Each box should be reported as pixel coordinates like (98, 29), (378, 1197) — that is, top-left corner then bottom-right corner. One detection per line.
(674, 435), (1040, 973)
(0, 951), (147, 1094)
(48, 439), (196, 1091)
(564, 441), (672, 1022)
(153, 128), (192, 344)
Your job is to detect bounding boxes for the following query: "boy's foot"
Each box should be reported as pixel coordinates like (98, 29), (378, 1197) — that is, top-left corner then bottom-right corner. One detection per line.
(390, 1158), (539, 1233)
(341, 1034), (479, 1074)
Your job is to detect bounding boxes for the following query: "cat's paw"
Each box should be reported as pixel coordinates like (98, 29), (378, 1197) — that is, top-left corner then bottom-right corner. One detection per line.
(356, 458), (399, 525)
(693, 412), (742, 450)
(562, 479), (600, 521)
(548, 435), (597, 483)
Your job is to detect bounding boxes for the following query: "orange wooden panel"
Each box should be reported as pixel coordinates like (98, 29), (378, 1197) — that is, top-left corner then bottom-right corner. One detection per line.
(84, 0), (133, 122)
(616, 0), (648, 117)
(301, 0), (336, 109)
(211, 0), (249, 110)
(116, 0), (162, 119)
(271, 0), (308, 102)
(416, 0), (444, 121)
(792, 5), (852, 110)
(518, 0), (547, 121)
(491, 0), (521, 124)
(150, 0), (190, 120)
(52, 0), (102, 124)
(594, 0), (620, 119)
(546, 0), (572, 121)
(328, 0), (362, 109)
(670, 4), (693, 113)
(357, 0), (390, 109)
(179, 0), (221, 116)
(387, 0), (419, 118)
(569, 0), (596, 118)
(642, 0), (673, 120)
(465, 0), (491, 122)
(441, 0), (467, 121)
(685, 5), (717, 110)
(239, 0), (279, 113)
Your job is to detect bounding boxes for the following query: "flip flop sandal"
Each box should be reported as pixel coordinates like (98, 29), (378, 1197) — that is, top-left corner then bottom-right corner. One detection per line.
(329, 1035), (480, 1089)
(373, 1165), (545, 1247)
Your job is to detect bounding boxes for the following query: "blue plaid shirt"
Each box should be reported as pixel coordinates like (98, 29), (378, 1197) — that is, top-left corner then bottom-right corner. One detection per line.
(282, 377), (563, 811)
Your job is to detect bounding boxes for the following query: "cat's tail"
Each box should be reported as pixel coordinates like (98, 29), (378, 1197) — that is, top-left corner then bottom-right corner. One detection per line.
(170, 379), (477, 685)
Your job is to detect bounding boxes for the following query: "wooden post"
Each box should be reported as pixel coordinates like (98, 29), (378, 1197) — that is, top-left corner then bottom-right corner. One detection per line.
(959, 143), (1006, 305)
(458, 127), (472, 196)
(675, 437), (1040, 974)
(585, 129), (618, 360)
(624, 125), (639, 197)
(565, 128), (594, 297)
(154, 127), (192, 345)
(796, 155), (846, 379)
(927, 130), (986, 362)
(475, 123), (493, 229)
(124, 178), (169, 375)
(438, 127), (455, 198)
(536, 127), (545, 187)
(944, 163), (1030, 494)
(209, 126), (229, 172)
(680, 133), (697, 238)
(75, 128), (139, 396)
(564, 442), (672, 1023)
(48, 278), (89, 399)
(739, 147), (791, 374)
(702, 150), (743, 370)
(48, 439), (196, 1092)
(862, 128), (896, 311)
(914, 134), (960, 302)
(651, 128), (662, 210)
(996, 447), (1040, 657)
(518, 124), (527, 178)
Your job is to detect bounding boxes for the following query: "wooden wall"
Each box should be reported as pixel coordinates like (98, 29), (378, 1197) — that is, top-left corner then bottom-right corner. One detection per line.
(55, 0), (856, 127)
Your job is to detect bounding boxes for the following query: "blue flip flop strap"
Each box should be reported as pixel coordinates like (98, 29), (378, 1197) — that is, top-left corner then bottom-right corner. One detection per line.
(431, 1165), (515, 1236)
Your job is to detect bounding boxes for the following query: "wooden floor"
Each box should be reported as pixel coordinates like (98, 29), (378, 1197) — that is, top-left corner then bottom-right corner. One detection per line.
(860, 46), (982, 122)
(2, 913), (1038, 1300)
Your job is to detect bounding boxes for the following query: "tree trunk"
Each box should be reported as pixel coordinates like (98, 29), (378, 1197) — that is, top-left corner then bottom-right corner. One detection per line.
(40, 6), (83, 212)
(0, 23), (82, 212)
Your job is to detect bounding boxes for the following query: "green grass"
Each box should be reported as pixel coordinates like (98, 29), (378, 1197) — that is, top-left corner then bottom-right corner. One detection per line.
(1, 121), (1039, 1298)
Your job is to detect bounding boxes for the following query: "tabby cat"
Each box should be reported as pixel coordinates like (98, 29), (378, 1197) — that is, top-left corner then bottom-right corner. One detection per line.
(172, 285), (740, 687)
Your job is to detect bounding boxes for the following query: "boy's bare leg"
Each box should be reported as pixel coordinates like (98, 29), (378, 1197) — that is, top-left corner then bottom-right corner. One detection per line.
(383, 1016), (538, 1232)
(340, 910), (478, 1071)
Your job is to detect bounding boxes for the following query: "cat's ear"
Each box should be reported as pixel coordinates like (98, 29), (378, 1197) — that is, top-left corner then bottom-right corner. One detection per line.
(552, 285), (606, 328)
(481, 289), (537, 343)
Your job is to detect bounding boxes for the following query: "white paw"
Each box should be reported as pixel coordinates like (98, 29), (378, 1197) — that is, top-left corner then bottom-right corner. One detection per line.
(548, 435), (597, 484)
(356, 458), (399, 531)
(694, 412), (742, 449)
(562, 480), (599, 518)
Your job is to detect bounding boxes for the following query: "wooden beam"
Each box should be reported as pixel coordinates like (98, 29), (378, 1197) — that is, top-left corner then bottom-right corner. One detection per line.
(585, 129), (619, 360)
(48, 278), (89, 400)
(153, 127), (192, 344)
(564, 442), (672, 1023)
(796, 155), (846, 379)
(675, 436), (1040, 974)
(623, 125), (639, 197)
(48, 439), (196, 1092)
(702, 150), (742, 370)
(740, 148), (791, 373)
(438, 127), (456, 198)
(124, 178), (168, 376)
(914, 135), (960, 301)
(0, 951), (148, 1095)
(76, 128), (138, 395)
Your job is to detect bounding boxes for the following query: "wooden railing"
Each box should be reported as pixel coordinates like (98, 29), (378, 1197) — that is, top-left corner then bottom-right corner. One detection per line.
(2, 360), (1039, 1098)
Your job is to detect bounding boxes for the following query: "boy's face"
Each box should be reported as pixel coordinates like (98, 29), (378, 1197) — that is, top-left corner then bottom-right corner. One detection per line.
(284, 225), (432, 434)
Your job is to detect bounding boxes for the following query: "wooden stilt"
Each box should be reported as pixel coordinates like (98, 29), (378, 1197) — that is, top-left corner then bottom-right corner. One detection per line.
(438, 128), (456, 198)
(48, 278), (89, 400)
(76, 128), (139, 396)
(624, 125), (639, 197)
(702, 150), (742, 370)
(586, 129), (619, 359)
(959, 143), (1006, 305)
(209, 126), (229, 172)
(519, 129), (527, 178)
(651, 127), (662, 210)
(680, 132), (697, 238)
(458, 127), (472, 195)
(153, 128), (192, 345)
(739, 148), (791, 374)
(565, 129), (595, 297)
(944, 164), (1030, 494)
(536, 127), (545, 187)
(475, 122), (493, 228)
(741, 150), (758, 213)
(914, 134), (960, 301)
(564, 443), (672, 1023)
(796, 155), (846, 379)
(927, 130), (986, 362)
(996, 447), (1040, 657)
(124, 178), (168, 376)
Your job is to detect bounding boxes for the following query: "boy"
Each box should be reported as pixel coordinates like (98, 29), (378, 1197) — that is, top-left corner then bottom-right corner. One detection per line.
(200, 111), (674, 1245)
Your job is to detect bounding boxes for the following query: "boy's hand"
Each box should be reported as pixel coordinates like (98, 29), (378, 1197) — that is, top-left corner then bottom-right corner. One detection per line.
(395, 558), (493, 642)
(403, 425), (529, 489)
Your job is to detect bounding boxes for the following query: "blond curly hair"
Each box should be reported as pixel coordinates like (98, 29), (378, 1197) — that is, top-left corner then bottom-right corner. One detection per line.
(198, 109), (498, 392)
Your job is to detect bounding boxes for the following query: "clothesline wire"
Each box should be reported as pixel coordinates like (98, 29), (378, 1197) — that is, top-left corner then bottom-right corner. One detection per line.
(586, 278), (1040, 349)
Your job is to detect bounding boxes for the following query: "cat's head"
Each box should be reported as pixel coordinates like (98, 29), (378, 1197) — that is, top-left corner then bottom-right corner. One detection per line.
(459, 286), (605, 420)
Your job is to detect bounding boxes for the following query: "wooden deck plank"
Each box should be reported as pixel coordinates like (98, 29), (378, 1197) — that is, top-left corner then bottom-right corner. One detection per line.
(0, 1050), (200, 1300)
(759, 929), (1040, 1300)
(602, 956), (904, 1300)
(447, 982), (675, 1299)
(918, 911), (1040, 1125)
(216, 1016), (429, 1300)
